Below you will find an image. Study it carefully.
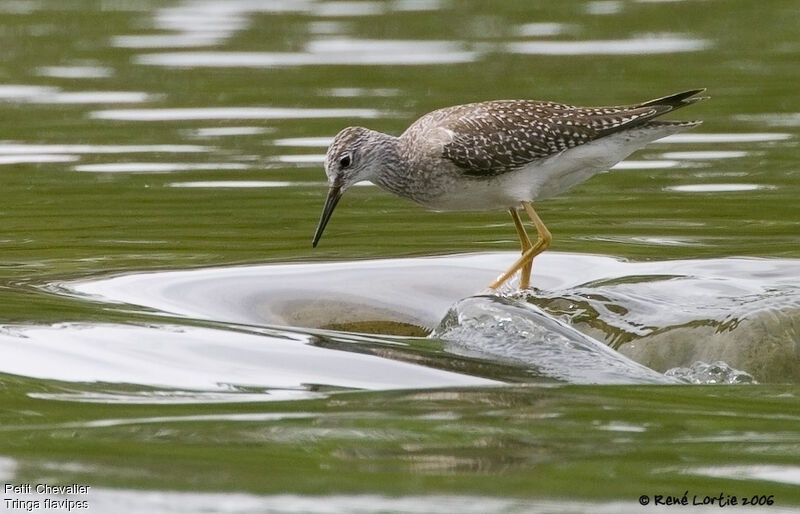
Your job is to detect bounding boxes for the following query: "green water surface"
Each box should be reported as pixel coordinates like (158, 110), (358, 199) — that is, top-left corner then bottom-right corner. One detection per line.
(1, 1), (799, 511)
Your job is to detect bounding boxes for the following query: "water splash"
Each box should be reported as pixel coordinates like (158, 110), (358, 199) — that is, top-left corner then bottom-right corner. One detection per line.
(665, 361), (757, 385)
(432, 295), (673, 384)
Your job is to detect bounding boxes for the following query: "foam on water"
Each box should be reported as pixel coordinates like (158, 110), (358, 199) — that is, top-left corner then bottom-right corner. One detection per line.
(665, 361), (756, 384)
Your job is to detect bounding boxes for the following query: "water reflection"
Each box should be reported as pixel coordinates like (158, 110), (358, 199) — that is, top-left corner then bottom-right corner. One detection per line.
(31, 91), (151, 104)
(666, 183), (771, 193)
(611, 159), (679, 170)
(135, 33), (711, 69)
(0, 85), (150, 104)
(0, 84), (57, 99)
(0, 1), (38, 14)
(137, 39), (478, 68)
(74, 162), (250, 173)
(584, 234), (702, 247)
(0, 143), (206, 154)
(190, 126), (271, 137)
(114, 0), (313, 50)
(0, 143), (209, 167)
(272, 154), (326, 165)
(585, 1), (623, 15)
(689, 465), (800, 486)
(59, 253), (800, 383)
(0, 154), (79, 165)
(0, 323), (494, 393)
(273, 136), (333, 147)
(661, 150), (749, 160)
(56, 412), (317, 428)
(36, 65), (113, 79)
(113, 34), (230, 49)
(507, 34), (709, 55)
(30, 390), (310, 405)
(168, 180), (303, 188)
(312, 1), (384, 17)
(736, 113), (800, 127)
(516, 22), (570, 37)
(115, 0), (447, 56)
(658, 133), (792, 143)
(326, 87), (400, 97)
(90, 106), (384, 121)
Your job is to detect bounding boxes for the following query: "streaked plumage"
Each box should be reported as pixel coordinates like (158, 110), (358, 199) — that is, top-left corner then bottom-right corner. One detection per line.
(440, 91), (700, 175)
(313, 89), (707, 289)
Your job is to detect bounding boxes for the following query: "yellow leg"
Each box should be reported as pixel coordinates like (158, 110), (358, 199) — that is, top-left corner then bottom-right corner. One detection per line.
(509, 208), (533, 289)
(489, 201), (552, 290)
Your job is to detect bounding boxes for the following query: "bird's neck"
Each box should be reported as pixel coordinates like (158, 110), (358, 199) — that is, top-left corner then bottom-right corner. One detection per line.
(367, 132), (407, 195)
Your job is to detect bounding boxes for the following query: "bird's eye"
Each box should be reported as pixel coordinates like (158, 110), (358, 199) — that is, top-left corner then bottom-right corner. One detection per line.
(339, 154), (352, 168)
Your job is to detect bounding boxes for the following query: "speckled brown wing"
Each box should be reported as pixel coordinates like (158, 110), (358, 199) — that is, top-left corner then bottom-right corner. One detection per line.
(440, 101), (660, 177)
(441, 89), (705, 177)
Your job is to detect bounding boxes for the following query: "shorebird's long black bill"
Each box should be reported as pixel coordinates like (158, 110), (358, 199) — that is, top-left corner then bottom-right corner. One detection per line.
(312, 186), (342, 247)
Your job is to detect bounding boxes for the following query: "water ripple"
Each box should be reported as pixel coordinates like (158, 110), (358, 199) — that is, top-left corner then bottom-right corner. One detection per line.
(0, 143), (207, 154)
(0, 323), (494, 394)
(507, 34), (709, 55)
(90, 106), (385, 121)
(657, 132), (792, 143)
(36, 65), (113, 79)
(56, 253), (800, 384)
(74, 162), (249, 173)
(666, 184), (773, 193)
(0, 84), (151, 104)
(136, 39), (478, 68)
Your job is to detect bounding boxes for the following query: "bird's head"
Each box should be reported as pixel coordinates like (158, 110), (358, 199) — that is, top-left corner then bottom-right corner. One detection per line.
(324, 126), (381, 191)
(312, 126), (387, 247)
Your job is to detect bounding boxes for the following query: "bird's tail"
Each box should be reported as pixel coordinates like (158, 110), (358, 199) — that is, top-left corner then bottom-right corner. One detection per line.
(639, 88), (708, 113)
